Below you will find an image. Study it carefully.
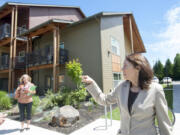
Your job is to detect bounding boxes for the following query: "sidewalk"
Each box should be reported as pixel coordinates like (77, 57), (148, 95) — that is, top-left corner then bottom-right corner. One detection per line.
(173, 81), (180, 135)
(0, 118), (120, 135)
(0, 118), (64, 135)
(70, 118), (120, 135)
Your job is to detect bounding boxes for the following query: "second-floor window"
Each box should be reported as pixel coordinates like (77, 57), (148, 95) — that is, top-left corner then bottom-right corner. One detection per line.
(113, 72), (121, 88)
(111, 36), (120, 56)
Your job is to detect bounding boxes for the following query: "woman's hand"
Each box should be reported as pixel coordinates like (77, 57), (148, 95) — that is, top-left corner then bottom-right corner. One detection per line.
(81, 75), (94, 85)
(24, 90), (31, 94)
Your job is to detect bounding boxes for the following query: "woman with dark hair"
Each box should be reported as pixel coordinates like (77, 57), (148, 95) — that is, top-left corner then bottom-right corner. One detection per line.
(82, 53), (173, 135)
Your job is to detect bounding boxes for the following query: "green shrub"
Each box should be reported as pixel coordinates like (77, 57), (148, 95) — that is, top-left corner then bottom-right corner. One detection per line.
(60, 87), (87, 108)
(32, 95), (40, 115)
(0, 91), (12, 110)
(65, 59), (83, 89)
(41, 90), (58, 110)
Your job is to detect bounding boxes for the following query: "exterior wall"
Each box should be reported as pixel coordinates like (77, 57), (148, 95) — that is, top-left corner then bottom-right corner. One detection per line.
(33, 32), (53, 50)
(100, 16), (126, 93)
(0, 47), (9, 55)
(32, 68), (53, 93)
(29, 7), (84, 28)
(62, 19), (102, 90)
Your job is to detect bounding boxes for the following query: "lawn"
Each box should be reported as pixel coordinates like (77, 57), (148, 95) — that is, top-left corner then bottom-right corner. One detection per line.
(162, 83), (173, 89)
(102, 107), (174, 126)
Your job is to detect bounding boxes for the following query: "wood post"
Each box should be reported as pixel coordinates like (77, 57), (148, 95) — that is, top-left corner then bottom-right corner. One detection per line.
(129, 15), (134, 53)
(53, 26), (60, 92)
(12, 6), (18, 92)
(26, 37), (29, 74)
(8, 7), (15, 93)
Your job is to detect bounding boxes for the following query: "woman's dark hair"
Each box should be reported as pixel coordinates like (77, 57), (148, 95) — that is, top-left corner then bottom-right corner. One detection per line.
(126, 53), (153, 90)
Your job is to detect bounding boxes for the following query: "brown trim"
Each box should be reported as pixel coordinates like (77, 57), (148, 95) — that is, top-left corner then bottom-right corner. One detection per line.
(0, 69), (9, 73)
(0, 7), (12, 19)
(29, 24), (55, 37)
(28, 64), (53, 71)
(0, 38), (11, 47)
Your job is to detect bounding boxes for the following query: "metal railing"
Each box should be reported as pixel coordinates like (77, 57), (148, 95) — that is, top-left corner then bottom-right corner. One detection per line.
(26, 46), (68, 67)
(0, 23), (27, 40)
(0, 23), (10, 40)
(14, 56), (26, 69)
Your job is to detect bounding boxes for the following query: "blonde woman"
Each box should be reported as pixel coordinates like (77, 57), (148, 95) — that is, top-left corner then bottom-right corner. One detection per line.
(14, 74), (36, 132)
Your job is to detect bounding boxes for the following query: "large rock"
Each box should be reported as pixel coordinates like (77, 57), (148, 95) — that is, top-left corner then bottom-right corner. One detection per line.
(51, 105), (80, 127)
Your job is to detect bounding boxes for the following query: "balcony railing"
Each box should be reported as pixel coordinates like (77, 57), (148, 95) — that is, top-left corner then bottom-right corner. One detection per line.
(14, 56), (26, 69)
(0, 23), (27, 40)
(59, 49), (68, 64)
(0, 55), (9, 70)
(0, 23), (10, 40)
(26, 46), (69, 67)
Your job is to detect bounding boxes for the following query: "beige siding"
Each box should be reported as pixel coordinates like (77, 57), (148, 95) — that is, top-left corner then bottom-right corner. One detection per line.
(100, 16), (126, 93)
(62, 19), (102, 89)
(29, 7), (83, 28)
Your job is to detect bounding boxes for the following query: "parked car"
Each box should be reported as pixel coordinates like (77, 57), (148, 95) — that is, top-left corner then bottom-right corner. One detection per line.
(162, 77), (172, 83)
(152, 76), (159, 83)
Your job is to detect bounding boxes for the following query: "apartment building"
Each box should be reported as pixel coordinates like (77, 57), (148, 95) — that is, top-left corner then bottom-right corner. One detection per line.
(0, 2), (145, 95)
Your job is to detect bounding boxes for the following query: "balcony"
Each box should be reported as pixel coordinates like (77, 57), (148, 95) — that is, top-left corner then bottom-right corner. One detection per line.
(0, 23), (27, 41)
(26, 46), (68, 67)
(0, 55), (9, 70)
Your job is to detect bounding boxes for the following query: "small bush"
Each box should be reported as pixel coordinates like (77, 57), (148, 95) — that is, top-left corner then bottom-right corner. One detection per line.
(32, 95), (41, 115)
(0, 91), (12, 110)
(41, 90), (58, 110)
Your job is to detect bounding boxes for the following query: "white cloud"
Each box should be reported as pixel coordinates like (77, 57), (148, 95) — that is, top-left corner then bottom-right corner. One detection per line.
(145, 6), (180, 66)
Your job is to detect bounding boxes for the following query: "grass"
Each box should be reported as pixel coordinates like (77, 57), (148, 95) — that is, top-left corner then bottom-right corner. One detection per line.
(162, 83), (173, 89)
(164, 90), (173, 109)
(102, 107), (174, 126)
(101, 107), (120, 120)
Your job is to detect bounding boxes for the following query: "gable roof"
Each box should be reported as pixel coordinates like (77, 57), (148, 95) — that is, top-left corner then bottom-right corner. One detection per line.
(67, 12), (146, 53)
(0, 2), (86, 18)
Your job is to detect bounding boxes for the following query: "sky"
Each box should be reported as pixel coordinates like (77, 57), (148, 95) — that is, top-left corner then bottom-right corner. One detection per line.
(0, 0), (180, 67)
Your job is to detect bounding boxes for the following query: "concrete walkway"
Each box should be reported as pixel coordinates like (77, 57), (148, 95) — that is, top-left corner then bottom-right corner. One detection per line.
(173, 81), (180, 135)
(0, 118), (64, 135)
(70, 118), (120, 135)
(0, 118), (120, 135)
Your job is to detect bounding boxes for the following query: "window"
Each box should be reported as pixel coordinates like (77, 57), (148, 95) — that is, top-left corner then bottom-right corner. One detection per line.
(60, 42), (64, 49)
(111, 36), (120, 56)
(45, 75), (52, 89)
(19, 51), (25, 57)
(113, 72), (121, 88)
(59, 74), (64, 83)
(18, 51), (25, 62)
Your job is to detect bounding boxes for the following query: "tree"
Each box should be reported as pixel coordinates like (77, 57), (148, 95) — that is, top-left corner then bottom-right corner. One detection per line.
(65, 58), (83, 88)
(153, 60), (164, 80)
(173, 53), (180, 80)
(163, 59), (173, 78)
